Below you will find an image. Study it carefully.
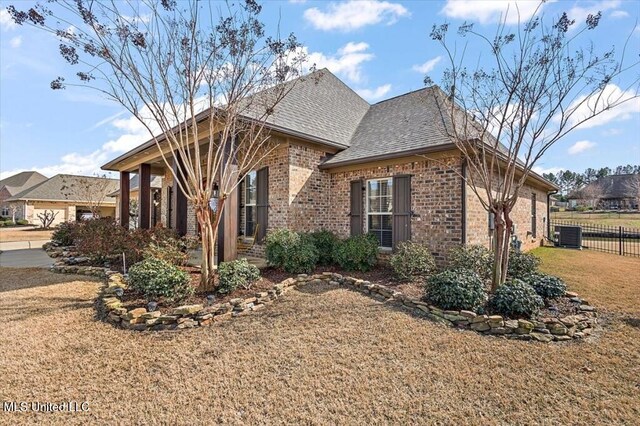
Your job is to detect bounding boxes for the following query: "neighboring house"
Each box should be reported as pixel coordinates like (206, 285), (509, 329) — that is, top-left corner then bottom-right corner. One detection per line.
(101, 69), (557, 263)
(108, 175), (163, 227)
(550, 194), (568, 209)
(6, 174), (119, 226)
(568, 174), (640, 210)
(0, 171), (48, 219)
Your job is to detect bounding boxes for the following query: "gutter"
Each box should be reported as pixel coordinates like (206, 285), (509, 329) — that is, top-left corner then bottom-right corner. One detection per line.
(546, 189), (558, 242)
(318, 143), (458, 170)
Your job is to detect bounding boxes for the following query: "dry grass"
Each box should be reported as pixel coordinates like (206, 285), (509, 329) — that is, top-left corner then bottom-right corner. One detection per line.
(551, 211), (640, 228)
(2, 250), (640, 425)
(0, 227), (53, 242)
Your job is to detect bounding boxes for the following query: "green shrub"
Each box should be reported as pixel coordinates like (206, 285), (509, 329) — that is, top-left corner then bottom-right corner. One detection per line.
(1, 220), (14, 226)
(424, 269), (487, 311)
(142, 230), (188, 266)
(490, 279), (543, 318)
(522, 272), (567, 299)
(51, 221), (78, 246)
(449, 244), (494, 281)
(309, 229), (339, 266)
(333, 233), (378, 272)
(217, 258), (261, 294)
(390, 241), (436, 282)
(265, 228), (318, 274)
(16, 219), (29, 225)
(128, 257), (193, 301)
(507, 250), (541, 278)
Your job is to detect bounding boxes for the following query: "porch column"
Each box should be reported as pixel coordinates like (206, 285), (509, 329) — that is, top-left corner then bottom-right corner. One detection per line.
(119, 171), (130, 228)
(138, 163), (151, 229)
(173, 158), (188, 236)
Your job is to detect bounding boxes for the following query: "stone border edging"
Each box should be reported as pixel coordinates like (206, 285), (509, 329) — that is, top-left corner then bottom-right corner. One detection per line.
(97, 271), (597, 341)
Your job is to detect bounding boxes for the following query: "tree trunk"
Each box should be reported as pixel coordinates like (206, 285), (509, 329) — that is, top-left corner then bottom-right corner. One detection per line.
(195, 203), (217, 292)
(491, 205), (513, 292)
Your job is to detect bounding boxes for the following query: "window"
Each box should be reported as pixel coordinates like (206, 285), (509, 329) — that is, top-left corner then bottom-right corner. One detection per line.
(367, 178), (393, 248)
(1, 206), (8, 217)
(244, 170), (257, 237)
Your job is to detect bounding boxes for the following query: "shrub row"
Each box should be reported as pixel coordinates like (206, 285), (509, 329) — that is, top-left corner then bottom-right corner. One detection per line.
(265, 229), (380, 274)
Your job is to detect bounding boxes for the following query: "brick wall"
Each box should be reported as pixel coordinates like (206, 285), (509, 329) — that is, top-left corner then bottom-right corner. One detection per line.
(465, 178), (549, 251)
(327, 155), (464, 263)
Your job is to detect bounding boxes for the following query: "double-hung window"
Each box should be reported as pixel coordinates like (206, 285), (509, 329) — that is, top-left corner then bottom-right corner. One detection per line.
(367, 178), (393, 248)
(244, 170), (257, 237)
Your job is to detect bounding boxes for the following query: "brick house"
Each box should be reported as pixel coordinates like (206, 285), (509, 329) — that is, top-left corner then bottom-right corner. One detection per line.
(0, 171), (48, 220)
(101, 69), (557, 263)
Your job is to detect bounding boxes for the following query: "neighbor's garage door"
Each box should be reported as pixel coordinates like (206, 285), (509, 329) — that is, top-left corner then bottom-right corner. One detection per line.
(32, 207), (67, 226)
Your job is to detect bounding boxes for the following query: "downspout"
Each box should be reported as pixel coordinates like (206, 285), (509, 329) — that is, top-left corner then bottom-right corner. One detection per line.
(461, 159), (467, 245)
(546, 189), (558, 243)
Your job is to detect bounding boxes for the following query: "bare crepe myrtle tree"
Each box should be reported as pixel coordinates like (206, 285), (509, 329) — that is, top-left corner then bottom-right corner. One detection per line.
(426, 2), (640, 289)
(61, 174), (113, 218)
(37, 210), (59, 229)
(8, 0), (308, 288)
(624, 174), (640, 210)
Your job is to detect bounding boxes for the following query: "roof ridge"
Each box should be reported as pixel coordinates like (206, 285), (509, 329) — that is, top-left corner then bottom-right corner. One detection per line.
(371, 86), (436, 106)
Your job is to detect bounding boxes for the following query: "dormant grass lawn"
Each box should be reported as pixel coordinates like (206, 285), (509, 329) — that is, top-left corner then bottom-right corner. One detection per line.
(2, 248), (639, 424)
(551, 210), (640, 228)
(0, 227), (53, 242)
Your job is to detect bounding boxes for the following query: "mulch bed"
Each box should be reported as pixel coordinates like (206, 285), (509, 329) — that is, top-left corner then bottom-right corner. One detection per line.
(119, 264), (426, 313)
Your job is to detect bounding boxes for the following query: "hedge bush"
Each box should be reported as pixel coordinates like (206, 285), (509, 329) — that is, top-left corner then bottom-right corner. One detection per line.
(309, 229), (339, 266)
(507, 250), (541, 278)
(217, 258), (261, 294)
(449, 244), (494, 281)
(265, 228), (318, 274)
(333, 233), (378, 272)
(390, 241), (436, 282)
(16, 219), (29, 225)
(522, 272), (567, 299)
(490, 279), (543, 318)
(424, 269), (487, 311)
(128, 257), (193, 301)
(51, 221), (78, 246)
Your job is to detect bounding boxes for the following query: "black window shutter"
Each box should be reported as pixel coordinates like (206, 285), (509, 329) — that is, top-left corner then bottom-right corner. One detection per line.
(392, 175), (411, 249)
(350, 180), (363, 236)
(256, 167), (269, 242)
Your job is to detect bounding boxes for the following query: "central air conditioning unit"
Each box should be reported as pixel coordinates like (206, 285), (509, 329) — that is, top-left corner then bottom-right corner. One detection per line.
(554, 225), (582, 249)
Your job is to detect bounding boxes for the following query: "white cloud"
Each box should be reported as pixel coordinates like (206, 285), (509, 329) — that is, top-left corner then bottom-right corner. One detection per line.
(304, 42), (374, 84)
(601, 127), (622, 136)
(356, 84), (392, 102)
(610, 10), (629, 18)
(289, 0), (307, 3)
(568, 0), (621, 25)
(441, 0), (548, 25)
(568, 140), (596, 155)
(412, 56), (442, 74)
(304, 0), (409, 32)
(564, 84), (640, 130)
(0, 9), (17, 31)
(533, 166), (563, 175)
(9, 35), (21, 48)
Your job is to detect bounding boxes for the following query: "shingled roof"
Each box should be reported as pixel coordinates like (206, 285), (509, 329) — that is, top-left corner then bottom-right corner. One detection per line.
(569, 174), (640, 200)
(0, 171), (48, 196)
(8, 174), (119, 203)
(107, 174), (163, 197)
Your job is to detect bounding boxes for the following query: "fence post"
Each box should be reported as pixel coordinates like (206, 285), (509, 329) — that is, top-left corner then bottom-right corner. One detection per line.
(619, 226), (623, 256)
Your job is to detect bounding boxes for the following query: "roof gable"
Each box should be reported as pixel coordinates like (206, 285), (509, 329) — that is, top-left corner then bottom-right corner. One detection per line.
(0, 171), (48, 196)
(8, 174), (119, 203)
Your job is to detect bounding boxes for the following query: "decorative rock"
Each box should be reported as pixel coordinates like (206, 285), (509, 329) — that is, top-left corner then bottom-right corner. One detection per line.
(490, 327), (511, 335)
(565, 291), (579, 298)
(460, 310), (477, 319)
(487, 315), (504, 327)
(158, 315), (179, 324)
(504, 320), (519, 330)
(140, 311), (161, 320)
(470, 322), (491, 332)
(530, 332), (554, 342)
(579, 305), (595, 312)
(554, 335), (572, 342)
(172, 305), (203, 315)
(126, 308), (147, 319)
(214, 312), (233, 322)
(548, 324), (568, 335)
(470, 314), (488, 323)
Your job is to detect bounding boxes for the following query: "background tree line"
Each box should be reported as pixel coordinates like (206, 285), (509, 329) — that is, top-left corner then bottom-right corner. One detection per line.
(543, 164), (640, 198)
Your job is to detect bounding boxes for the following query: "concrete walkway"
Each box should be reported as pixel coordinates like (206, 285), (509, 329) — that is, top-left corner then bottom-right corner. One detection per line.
(0, 239), (50, 251)
(0, 248), (53, 268)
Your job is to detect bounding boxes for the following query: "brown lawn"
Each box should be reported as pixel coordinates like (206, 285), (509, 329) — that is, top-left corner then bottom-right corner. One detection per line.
(0, 227), (53, 242)
(2, 249), (639, 425)
(551, 211), (640, 228)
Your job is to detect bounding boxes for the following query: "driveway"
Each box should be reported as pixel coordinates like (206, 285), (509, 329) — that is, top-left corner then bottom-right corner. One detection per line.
(0, 248), (52, 268)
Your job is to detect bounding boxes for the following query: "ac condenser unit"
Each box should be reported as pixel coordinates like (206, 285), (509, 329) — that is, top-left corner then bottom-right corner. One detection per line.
(554, 225), (582, 249)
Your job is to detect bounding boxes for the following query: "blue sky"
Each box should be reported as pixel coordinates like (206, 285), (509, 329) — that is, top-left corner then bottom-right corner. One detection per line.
(1, 0), (639, 180)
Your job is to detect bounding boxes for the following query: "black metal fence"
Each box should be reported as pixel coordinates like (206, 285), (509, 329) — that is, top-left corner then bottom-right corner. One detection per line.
(550, 220), (640, 257)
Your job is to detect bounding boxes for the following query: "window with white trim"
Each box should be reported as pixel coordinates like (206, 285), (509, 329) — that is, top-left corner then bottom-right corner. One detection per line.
(1, 206), (9, 217)
(366, 178), (393, 248)
(244, 170), (257, 237)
